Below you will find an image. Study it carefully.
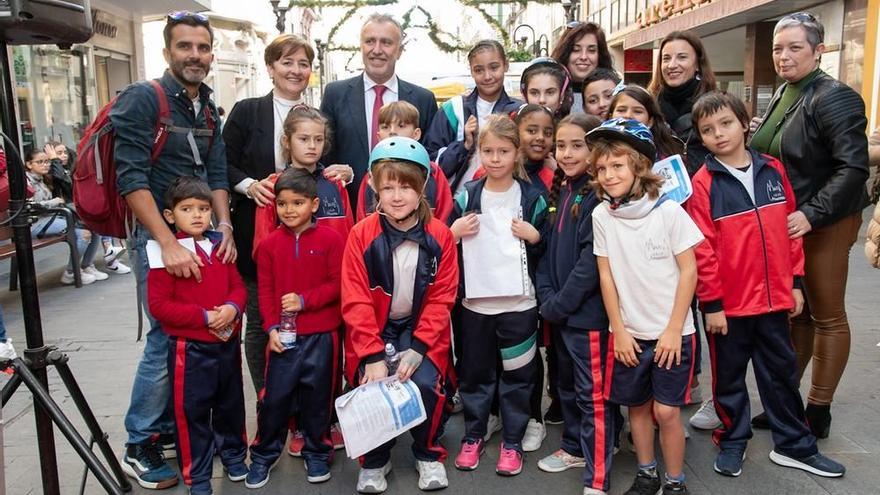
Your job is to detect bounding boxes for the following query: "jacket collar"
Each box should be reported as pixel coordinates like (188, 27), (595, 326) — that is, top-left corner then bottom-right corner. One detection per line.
(174, 229), (222, 245)
(705, 148), (771, 176)
(464, 88), (515, 113)
(380, 215), (429, 251)
(160, 70), (213, 101)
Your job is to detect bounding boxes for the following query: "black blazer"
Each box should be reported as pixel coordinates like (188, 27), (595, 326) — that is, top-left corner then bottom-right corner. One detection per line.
(222, 91), (276, 278)
(320, 73), (438, 202)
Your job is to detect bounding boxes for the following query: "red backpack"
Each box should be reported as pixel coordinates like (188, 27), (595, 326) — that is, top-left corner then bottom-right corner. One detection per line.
(73, 80), (171, 238)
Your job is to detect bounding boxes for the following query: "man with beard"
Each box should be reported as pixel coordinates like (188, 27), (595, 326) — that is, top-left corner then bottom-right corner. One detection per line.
(110, 12), (235, 490)
(320, 14), (437, 205)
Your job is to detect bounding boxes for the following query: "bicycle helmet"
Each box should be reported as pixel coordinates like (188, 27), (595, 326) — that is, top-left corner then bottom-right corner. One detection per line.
(586, 118), (656, 160)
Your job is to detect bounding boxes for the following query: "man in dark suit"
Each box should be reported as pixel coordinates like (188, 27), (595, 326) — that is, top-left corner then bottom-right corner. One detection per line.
(320, 13), (437, 204)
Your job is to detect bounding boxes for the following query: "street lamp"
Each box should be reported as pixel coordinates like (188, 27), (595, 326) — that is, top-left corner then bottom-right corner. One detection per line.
(269, 0), (290, 33)
(513, 24), (537, 57)
(536, 34), (550, 57)
(315, 38), (327, 92)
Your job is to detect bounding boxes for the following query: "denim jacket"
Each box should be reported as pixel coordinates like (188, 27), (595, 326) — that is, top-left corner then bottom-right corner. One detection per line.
(111, 71), (227, 210)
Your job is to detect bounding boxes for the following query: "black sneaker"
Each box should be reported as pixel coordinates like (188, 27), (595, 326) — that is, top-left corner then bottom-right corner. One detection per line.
(714, 448), (745, 477)
(121, 443), (179, 489)
(544, 399), (563, 425)
(769, 450), (846, 478)
(624, 470), (661, 495)
(155, 433), (176, 459)
(663, 479), (689, 494)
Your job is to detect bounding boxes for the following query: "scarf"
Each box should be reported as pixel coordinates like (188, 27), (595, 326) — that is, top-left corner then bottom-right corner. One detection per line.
(658, 77), (701, 125)
(605, 193), (669, 219)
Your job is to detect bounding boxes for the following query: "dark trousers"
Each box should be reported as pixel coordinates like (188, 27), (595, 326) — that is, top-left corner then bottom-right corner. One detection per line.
(555, 326), (614, 492)
(459, 307), (538, 449)
(167, 336), (247, 486)
(242, 275), (268, 395)
(709, 311), (817, 458)
(250, 331), (339, 466)
(361, 318), (448, 468)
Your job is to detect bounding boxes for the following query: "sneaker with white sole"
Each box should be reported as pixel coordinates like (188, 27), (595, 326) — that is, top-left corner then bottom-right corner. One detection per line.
(483, 414), (502, 442)
(357, 462), (391, 493)
(103, 245), (125, 263)
(0, 340), (16, 360)
(61, 270), (95, 285)
(121, 442), (178, 489)
(106, 259), (132, 274)
(415, 460), (448, 491)
(522, 419), (546, 452)
(537, 449), (586, 473)
(689, 399), (722, 430)
(83, 265), (109, 281)
(769, 450), (845, 478)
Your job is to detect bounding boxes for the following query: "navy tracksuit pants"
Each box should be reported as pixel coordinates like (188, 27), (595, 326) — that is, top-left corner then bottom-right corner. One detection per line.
(360, 317), (448, 468)
(250, 331), (339, 466)
(709, 311), (817, 458)
(459, 307), (538, 450)
(554, 326), (614, 492)
(167, 336), (247, 486)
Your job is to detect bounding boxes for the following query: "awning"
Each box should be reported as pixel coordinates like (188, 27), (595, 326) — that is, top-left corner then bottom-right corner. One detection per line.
(93, 0), (212, 19)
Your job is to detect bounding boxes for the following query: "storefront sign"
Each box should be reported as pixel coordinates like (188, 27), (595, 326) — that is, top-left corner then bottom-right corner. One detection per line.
(637, 0), (716, 28)
(92, 10), (119, 39)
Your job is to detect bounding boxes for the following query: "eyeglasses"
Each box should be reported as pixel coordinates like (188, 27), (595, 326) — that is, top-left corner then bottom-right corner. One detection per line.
(30, 159), (50, 165)
(167, 11), (210, 26)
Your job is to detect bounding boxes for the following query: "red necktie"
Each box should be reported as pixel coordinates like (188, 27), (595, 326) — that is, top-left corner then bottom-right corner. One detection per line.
(370, 84), (387, 149)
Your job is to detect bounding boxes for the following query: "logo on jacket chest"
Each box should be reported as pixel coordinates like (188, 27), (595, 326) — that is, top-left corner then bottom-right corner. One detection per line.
(320, 196), (341, 217)
(765, 180), (785, 202)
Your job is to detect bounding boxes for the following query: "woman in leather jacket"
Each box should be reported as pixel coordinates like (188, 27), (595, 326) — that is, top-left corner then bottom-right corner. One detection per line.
(750, 12), (870, 438)
(647, 30), (717, 176)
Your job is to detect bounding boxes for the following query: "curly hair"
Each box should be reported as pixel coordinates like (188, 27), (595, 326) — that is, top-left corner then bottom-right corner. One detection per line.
(589, 139), (663, 201)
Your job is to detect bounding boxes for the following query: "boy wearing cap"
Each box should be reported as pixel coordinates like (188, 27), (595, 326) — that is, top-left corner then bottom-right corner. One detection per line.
(588, 118), (704, 495)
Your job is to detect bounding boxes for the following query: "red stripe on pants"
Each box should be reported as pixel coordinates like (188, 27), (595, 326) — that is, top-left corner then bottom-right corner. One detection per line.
(589, 332), (607, 489)
(173, 339), (193, 485)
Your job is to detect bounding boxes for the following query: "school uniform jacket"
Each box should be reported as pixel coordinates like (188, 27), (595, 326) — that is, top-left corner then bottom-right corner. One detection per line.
(448, 177), (548, 297)
(256, 223), (343, 335)
(355, 162), (453, 223)
(251, 164), (353, 257)
(341, 214), (459, 384)
(686, 149), (805, 316)
(424, 89), (522, 190)
(536, 175), (608, 330)
(148, 231), (247, 343)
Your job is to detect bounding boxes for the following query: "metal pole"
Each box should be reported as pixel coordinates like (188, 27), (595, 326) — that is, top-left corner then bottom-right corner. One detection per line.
(0, 39), (61, 495)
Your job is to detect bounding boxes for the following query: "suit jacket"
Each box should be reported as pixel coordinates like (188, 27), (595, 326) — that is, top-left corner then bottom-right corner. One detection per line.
(222, 91), (276, 278)
(320, 73), (438, 203)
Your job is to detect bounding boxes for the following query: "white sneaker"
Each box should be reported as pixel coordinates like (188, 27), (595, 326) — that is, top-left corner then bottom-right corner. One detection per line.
(61, 270), (95, 285)
(357, 462), (391, 493)
(106, 260), (131, 274)
(415, 460), (447, 491)
(689, 399), (722, 430)
(483, 414), (502, 442)
(103, 245), (125, 264)
(522, 419), (546, 452)
(583, 489), (607, 495)
(0, 340), (16, 360)
(537, 449), (586, 473)
(83, 265), (109, 281)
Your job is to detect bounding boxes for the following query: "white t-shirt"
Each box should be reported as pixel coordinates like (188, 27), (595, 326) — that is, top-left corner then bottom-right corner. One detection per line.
(389, 240), (418, 320)
(455, 97), (497, 195)
(592, 197), (704, 340)
(716, 157), (755, 204)
(462, 183), (536, 315)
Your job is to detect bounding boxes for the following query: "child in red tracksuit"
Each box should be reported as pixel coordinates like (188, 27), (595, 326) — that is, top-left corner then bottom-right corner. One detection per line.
(687, 91), (845, 480)
(246, 167), (344, 488)
(147, 177), (248, 495)
(356, 101), (453, 223)
(343, 137), (458, 494)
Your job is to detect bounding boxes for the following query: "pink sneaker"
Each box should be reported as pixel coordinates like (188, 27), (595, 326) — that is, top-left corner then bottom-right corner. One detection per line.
(331, 423), (345, 450)
(287, 430), (305, 457)
(454, 439), (484, 471)
(496, 444), (523, 476)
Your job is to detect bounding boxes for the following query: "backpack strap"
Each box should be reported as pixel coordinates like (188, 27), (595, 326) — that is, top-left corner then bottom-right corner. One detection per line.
(148, 79), (172, 163)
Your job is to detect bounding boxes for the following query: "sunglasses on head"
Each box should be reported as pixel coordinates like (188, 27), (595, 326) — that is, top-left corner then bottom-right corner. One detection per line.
(167, 11), (210, 25)
(784, 11), (817, 23)
(566, 21), (584, 30)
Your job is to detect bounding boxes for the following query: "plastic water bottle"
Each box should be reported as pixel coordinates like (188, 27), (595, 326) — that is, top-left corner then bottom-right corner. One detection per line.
(384, 343), (400, 375)
(278, 311), (297, 350)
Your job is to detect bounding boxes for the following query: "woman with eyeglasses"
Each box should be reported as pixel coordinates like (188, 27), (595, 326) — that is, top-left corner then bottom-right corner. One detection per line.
(550, 22), (614, 115)
(749, 12), (870, 439)
(647, 30), (717, 176)
(24, 148), (103, 285)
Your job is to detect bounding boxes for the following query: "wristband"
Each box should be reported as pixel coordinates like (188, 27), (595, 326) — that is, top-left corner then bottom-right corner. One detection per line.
(217, 221), (233, 231)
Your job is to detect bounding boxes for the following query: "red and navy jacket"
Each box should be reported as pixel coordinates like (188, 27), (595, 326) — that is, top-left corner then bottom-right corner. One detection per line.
(256, 222), (343, 336)
(355, 161), (453, 223)
(448, 177), (548, 297)
(686, 149), (805, 316)
(536, 174), (608, 330)
(252, 163), (353, 257)
(341, 213), (459, 384)
(148, 231), (247, 343)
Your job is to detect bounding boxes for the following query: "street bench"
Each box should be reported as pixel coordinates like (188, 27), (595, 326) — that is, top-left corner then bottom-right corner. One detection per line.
(0, 206), (82, 289)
